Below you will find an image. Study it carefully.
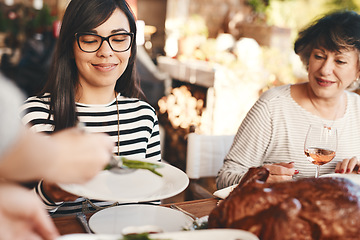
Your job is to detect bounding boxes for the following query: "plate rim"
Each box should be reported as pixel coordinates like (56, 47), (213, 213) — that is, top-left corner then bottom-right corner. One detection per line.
(319, 173), (360, 181)
(88, 204), (194, 234)
(151, 229), (260, 240)
(56, 228), (260, 240)
(59, 162), (189, 202)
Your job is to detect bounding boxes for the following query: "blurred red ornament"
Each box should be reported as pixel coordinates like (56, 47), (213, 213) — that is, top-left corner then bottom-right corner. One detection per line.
(52, 20), (61, 38)
(8, 11), (16, 20)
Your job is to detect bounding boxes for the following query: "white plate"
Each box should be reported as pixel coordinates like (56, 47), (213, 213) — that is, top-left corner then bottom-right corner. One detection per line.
(153, 229), (259, 240)
(57, 229), (259, 240)
(59, 162), (189, 202)
(320, 173), (360, 185)
(88, 204), (193, 234)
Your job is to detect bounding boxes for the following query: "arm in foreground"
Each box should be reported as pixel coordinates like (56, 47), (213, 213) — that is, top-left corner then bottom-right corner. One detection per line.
(0, 127), (113, 184)
(0, 182), (59, 240)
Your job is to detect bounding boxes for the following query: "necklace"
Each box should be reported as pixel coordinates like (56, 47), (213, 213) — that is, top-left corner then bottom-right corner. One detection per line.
(115, 91), (120, 156)
(306, 87), (342, 129)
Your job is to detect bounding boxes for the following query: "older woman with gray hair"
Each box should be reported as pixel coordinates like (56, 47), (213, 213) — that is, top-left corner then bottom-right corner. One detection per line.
(217, 10), (360, 189)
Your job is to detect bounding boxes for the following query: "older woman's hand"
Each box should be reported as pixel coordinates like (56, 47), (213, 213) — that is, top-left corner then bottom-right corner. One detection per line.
(263, 162), (299, 183)
(335, 157), (360, 174)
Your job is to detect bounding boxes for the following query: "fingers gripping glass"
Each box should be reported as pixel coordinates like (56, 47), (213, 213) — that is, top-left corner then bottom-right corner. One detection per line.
(75, 32), (134, 53)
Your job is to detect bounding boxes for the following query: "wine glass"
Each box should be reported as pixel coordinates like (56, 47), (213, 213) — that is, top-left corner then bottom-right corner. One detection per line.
(304, 124), (337, 178)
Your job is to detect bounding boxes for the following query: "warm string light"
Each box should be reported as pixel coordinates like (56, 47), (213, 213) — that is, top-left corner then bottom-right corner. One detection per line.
(33, 0), (43, 10)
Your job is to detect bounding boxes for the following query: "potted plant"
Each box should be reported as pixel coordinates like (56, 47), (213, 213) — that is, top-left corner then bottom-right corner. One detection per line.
(246, 0), (270, 23)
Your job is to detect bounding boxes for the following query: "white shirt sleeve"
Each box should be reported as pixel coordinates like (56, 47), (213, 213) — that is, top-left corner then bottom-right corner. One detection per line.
(0, 73), (25, 158)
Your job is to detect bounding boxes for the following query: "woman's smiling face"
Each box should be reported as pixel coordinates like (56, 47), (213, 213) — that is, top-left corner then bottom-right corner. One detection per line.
(307, 47), (360, 99)
(73, 8), (131, 91)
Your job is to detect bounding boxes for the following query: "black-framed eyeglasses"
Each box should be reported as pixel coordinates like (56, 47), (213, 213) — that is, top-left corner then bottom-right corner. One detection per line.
(75, 32), (134, 53)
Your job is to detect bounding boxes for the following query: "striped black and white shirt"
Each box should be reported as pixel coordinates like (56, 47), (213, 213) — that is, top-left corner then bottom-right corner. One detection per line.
(217, 84), (360, 189)
(20, 93), (161, 216)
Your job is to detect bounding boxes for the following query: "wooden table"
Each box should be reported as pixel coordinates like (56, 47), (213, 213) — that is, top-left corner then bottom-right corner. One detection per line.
(53, 198), (218, 235)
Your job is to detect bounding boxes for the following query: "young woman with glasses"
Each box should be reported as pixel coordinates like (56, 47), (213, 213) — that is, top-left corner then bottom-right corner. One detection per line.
(20, 0), (161, 217)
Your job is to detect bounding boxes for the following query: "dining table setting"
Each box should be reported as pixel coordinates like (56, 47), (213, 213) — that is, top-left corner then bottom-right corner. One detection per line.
(53, 198), (218, 235)
(53, 159), (260, 240)
(51, 155), (360, 240)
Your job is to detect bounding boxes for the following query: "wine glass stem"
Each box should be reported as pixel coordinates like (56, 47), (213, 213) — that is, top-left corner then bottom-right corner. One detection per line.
(315, 165), (320, 178)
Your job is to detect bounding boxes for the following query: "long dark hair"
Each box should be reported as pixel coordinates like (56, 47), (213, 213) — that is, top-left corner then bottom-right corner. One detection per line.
(42, 0), (144, 131)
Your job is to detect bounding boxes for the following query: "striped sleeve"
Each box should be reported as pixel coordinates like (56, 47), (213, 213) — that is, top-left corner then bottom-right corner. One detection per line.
(20, 94), (54, 133)
(145, 115), (161, 161)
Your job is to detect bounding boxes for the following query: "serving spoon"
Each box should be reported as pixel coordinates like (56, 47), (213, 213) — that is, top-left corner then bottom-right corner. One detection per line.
(106, 156), (164, 176)
(106, 155), (136, 174)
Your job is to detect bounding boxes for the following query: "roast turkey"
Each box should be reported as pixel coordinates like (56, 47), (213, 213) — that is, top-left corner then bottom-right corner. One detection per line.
(208, 167), (360, 239)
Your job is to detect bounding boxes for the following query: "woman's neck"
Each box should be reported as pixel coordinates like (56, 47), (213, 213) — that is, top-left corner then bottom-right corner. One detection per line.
(308, 85), (346, 120)
(292, 83), (346, 120)
(75, 86), (116, 105)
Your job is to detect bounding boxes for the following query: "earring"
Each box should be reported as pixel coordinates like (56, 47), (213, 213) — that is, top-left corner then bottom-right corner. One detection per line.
(348, 77), (360, 91)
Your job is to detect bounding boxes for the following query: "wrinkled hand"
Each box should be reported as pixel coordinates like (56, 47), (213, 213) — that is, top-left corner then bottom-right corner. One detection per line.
(45, 127), (114, 184)
(335, 157), (359, 174)
(263, 162), (299, 183)
(0, 182), (59, 240)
